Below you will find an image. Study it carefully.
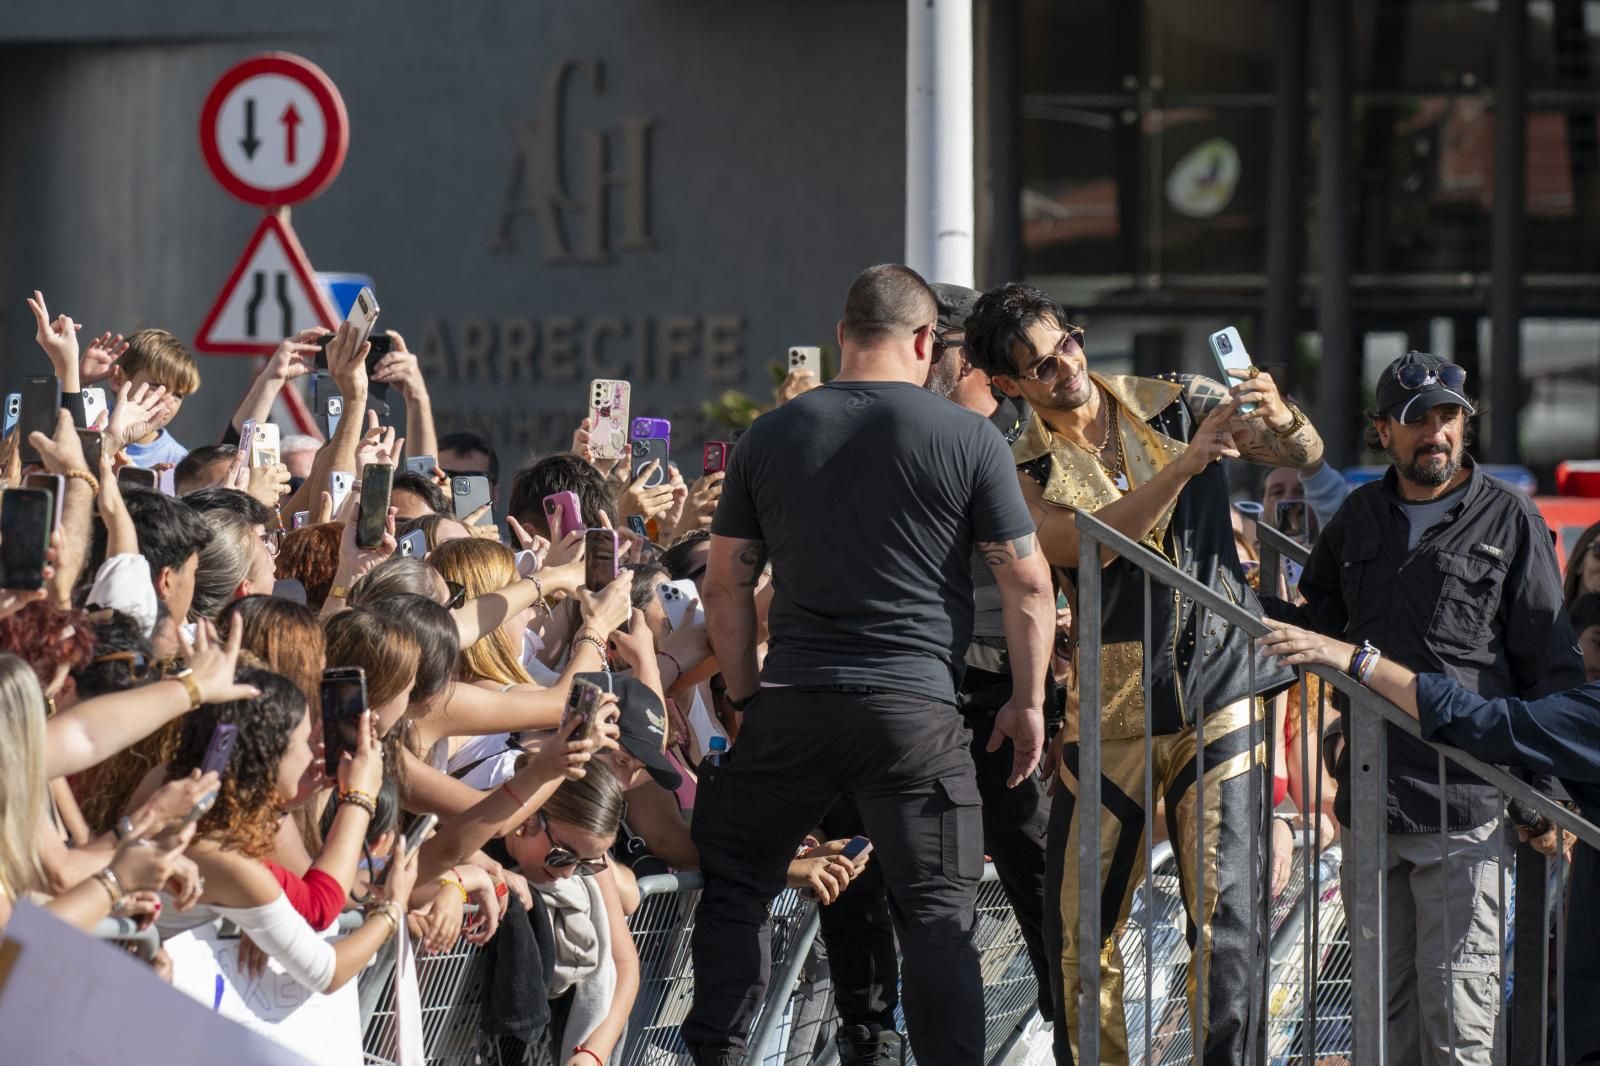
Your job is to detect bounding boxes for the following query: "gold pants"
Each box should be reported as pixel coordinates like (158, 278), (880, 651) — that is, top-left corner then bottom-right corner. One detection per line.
(1050, 700), (1265, 1066)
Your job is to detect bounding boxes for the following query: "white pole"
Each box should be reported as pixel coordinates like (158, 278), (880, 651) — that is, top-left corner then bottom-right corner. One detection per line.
(905, 0), (975, 288)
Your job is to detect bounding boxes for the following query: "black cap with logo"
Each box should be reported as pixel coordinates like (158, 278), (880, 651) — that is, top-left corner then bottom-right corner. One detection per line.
(575, 672), (682, 790)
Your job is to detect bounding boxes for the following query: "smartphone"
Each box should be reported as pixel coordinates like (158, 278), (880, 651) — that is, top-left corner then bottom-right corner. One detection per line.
(626, 515), (648, 539)
(397, 528), (428, 559)
(117, 466), (158, 491)
(236, 419), (258, 468)
(180, 790), (219, 827)
(1207, 327), (1256, 414)
(0, 488), (54, 590)
(404, 813), (438, 859)
(562, 677), (606, 744)
(329, 470), (355, 516)
(584, 528), (618, 592)
(251, 423), (281, 468)
(23, 473), (65, 530)
(323, 393), (344, 438)
(346, 286), (380, 348)
(654, 578), (704, 632)
(404, 455), (437, 478)
(1275, 500), (1316, 541)
(319, 666), (368, 777)
(788, 346), (821, 377)
(543, 491), (583, 541)
(80, 387), (108, 429)
(75, 429), (103, 471)
(357, 463), (394, 548)
(291, 510), (310, 530)
(631, 437), (670, 490)
(451, 475), (494, 526)
(201, 723), (240, 776)
(19, 375), (59, 463)
(314, 331), (391, 376)
(587, 379), (632, 462)
(3, 393), (19, 435)
(840, 836), (874, 862)
(157, 467), (176, 496)
(702, 441), (730, 477)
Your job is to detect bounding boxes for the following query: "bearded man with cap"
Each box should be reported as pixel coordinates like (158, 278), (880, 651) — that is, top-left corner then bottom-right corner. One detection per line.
(1268, 350), (1582, 1066)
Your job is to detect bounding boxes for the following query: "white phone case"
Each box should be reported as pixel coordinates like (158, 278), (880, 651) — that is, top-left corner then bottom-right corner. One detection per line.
(251, 423), (281, 468)
(1206, 327), (1256, 414)
(654, 578), (704, 632)
(330, 471), (355, 516)
(80, 387), (108, 429)
(588, 379), (632, 462)
(787, 346), (821, 377)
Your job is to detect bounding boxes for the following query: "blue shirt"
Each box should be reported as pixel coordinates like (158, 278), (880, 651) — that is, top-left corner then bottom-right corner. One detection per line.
(122, 428), (188, 469)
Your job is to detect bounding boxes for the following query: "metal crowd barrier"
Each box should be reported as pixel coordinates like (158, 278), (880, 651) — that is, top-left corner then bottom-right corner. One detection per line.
(357, 865), (1041, 1065)
(1074, 508), (1600, 1066)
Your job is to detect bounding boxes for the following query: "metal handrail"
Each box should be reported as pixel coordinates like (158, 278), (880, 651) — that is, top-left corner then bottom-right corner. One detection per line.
(1073, 508), (1600, 850)
(1256, 520), (1312, 596)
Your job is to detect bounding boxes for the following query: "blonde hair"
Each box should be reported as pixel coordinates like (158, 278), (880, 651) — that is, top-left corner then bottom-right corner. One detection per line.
(119, 328), (200, 396)
(190, 510), (256, 620)
(427, 538), (532, 688)
(0, 654), (48, 901)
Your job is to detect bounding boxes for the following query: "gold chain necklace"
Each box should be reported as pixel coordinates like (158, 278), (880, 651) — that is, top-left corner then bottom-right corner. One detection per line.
(1063, 389), (1129, 490)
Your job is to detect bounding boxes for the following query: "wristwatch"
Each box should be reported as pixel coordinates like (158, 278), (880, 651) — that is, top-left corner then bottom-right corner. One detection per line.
(172, 667), (203, 710)
(1270, 403), (1308, 437)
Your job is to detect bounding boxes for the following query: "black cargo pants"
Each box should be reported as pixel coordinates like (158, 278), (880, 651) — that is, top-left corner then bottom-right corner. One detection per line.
(683, 687), (985, 1066)
(814, 678), (1054, 1036)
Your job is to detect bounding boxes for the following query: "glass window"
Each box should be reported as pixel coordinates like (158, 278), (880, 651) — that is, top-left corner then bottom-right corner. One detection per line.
(1021, 0), (1138, 95)
(1021, 109), (1131, 277)
(1528, 1), (1600, 89)
(1347, 0), (1495, 92)
(1148, 0), (1277, 93)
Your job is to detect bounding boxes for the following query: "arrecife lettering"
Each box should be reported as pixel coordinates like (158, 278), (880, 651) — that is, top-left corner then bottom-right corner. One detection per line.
(414, 313), (746, 387)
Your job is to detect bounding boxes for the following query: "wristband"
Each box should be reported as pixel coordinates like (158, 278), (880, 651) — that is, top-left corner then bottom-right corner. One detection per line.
(328, 585), (351, 602)
(574, 630), (608, 663)
(93, 869), (124, 908)
(439, 876), (470, 905)
(171, 669), (203, 710)
(657, 650), (683, 679)
(573, 1048), (603, 1066)
(500, 780), (531, 809)
(63, 468), (100, 495)
(728, 692), (760, 712)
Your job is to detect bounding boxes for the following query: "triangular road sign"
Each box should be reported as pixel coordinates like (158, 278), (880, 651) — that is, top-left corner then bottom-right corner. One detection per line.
(195, 214), (337, 354)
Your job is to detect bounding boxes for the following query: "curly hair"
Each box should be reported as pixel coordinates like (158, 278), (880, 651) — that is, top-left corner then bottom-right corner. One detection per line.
(428, 538), (531, 688)
(276, 523), (344, 610)
(169, 668), (306, 860)
(961, 282), (1070, 379)
(0, 601), (97, 693)
(219, 595), (326, 706)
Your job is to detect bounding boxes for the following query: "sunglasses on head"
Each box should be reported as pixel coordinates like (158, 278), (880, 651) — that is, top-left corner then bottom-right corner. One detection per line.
(88, 650), (184, 684)
(531, 811), (608, 875)
(444, 581), (468, 610)
(1393, 362), (1467, 392)
(1003, 325), (1085, 385)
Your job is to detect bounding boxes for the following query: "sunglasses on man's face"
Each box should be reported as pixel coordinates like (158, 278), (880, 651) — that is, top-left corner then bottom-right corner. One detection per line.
(932, 334), (966, 364)
(1004, 325), (1085, 385)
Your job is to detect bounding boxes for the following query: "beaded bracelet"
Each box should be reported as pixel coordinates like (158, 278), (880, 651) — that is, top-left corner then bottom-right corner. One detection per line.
(439, 875), (470, 905)
(574, 630), (608, 664)
(340, 789), (377, 817)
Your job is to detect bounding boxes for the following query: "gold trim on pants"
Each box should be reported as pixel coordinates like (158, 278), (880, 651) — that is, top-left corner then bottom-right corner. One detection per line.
(1055, 699), (1263, 1066)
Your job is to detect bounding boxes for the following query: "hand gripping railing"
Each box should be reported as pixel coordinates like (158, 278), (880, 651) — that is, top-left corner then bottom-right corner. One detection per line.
(1073, 507), (1600, 1066)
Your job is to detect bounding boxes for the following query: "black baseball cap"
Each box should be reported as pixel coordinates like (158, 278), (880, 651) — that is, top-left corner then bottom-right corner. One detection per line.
(930, 282), (980, 335)
(575, 672), (682, 790)
(1375, 351), (1476, 424)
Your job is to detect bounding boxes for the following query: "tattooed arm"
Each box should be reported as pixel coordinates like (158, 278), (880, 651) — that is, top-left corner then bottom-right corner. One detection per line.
(703, 535), (769, 703)
(1177, 373), (1324, 468)
(979, 532), (1055, 784)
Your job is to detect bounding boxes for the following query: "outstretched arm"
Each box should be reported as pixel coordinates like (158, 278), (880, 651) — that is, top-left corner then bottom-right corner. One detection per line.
(1181, 372), (1323, 469)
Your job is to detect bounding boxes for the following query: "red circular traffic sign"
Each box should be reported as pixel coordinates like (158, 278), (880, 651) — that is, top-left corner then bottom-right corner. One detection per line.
(199, 53), (348, 207)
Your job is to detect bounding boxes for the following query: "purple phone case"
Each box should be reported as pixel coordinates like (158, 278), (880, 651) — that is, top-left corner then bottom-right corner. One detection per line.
(631, 417), (671, 443)
(201, 724), (239, 775)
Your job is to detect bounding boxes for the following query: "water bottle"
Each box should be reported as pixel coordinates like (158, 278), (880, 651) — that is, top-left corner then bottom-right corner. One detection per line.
(705, 735), (728, 770)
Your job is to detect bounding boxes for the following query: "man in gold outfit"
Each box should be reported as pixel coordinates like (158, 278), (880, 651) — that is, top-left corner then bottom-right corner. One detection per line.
(964, 284), (1323, 1064)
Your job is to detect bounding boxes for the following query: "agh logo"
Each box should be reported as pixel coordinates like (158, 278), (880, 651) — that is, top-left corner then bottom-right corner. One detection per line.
(496, 59), (657, 265)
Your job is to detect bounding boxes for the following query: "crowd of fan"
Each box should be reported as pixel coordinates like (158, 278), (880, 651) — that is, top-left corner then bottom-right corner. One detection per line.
(0, 292), (870, 1066)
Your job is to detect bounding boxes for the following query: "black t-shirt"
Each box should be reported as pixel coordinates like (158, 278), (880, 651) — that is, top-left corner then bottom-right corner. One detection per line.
(711, 380), (1035, 703)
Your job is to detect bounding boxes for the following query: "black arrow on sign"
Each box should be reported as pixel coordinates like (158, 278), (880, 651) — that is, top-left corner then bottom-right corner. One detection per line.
(275, 272), (293, 337)
(245, 271), (266, 337)
(240, 98), (260, 159)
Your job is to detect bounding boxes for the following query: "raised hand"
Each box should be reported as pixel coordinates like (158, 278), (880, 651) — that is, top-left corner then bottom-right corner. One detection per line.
(179, 620), (263, 705)
(371, 331), (428, 402)
(28, 409), (90, 475)
(82, 331), (128, 385)
(26, 290), (81, 382)
(324, 320), (371, 398)
(265, 328), (327, 383)
(104, 381), (173, 453)
(245, 462), (292, 507)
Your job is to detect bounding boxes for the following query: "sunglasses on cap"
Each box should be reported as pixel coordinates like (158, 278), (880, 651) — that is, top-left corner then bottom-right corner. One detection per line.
(1393, 362), (1467, 392)
(1003, 325), (1085, 385)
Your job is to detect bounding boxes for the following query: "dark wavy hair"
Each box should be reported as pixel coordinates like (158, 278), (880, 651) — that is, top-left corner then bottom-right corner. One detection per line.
(275, 523), (344, 610)
(170, 668), (307, 860)
(962, 282), (1070, 379)
(0, 601), (97, 691)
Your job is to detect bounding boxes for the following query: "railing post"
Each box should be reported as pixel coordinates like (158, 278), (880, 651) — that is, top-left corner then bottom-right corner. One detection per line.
(1346, 705), (1388, 1066)
(1510, 846), (1549, 1064)
(1077, 527), (1104, 1066)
